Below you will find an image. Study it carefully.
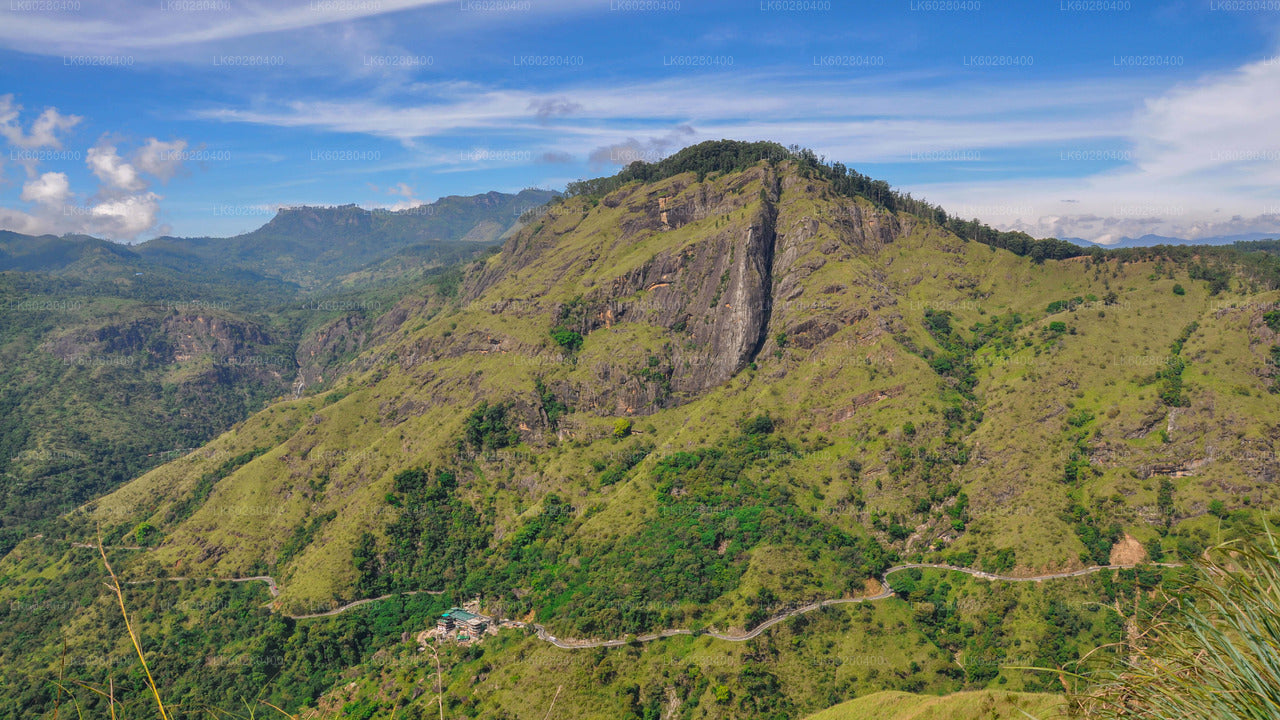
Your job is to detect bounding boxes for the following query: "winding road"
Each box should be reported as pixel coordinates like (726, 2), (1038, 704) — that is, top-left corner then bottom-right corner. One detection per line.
(524, 562), (1181, 649)
(125, 575), (281, 597)
(289, 589), (445, 619)
(120, 575), (444, 619)
(114, 560), (1177, 644)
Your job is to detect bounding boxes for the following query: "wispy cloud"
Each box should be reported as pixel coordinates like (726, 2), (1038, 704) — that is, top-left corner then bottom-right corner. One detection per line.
(2, 0), (1278, 243)
(192, 72), (1143, 152)
(914, 57), (1280, 243)
(0, 0), (451, 54)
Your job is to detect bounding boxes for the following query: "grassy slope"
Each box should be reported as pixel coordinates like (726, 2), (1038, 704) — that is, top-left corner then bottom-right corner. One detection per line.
(294, 563), (1120, 718)
(802, 690), (1063, 720)
(59, 162), (1280, 609)
(4, 159), (1278, 717)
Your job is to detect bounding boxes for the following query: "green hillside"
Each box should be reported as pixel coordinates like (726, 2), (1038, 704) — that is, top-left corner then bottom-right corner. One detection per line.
(2, 141), (1278, 718)
(0, 191), (553, 558)
(803, 690), (1063, 720)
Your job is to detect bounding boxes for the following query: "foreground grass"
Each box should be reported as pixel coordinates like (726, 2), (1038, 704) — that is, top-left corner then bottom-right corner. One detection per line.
(1066, 532), (1280, 718)
(802, 690), (1063, 720)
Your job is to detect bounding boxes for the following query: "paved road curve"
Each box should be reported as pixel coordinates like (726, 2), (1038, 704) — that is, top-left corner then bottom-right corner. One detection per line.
(114, 561), (1178, 638)
(526, 562), (1181, 649)
(121, 575), (444, 619)
(125, 575), (280, 597)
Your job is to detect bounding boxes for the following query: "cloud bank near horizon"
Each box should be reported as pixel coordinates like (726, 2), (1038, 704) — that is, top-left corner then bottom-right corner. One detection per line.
(0, 1), (1277, 243)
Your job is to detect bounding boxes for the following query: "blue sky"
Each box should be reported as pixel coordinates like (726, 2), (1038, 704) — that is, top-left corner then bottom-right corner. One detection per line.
(1, 0), (1278, 243)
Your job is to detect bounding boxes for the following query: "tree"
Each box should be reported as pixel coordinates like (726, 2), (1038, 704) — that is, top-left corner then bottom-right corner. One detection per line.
(612, 418), (633, 438)
(353, 531), (381, 596)
(1157, 479), (1176, 527)
(133, 521), (157, 546)
(740, 413), (775, 435)
(462, 401), (519, 452)
(549, 327), (583, 352)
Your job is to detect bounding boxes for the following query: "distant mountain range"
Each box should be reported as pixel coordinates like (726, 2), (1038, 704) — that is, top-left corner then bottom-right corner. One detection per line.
(1064, 231), (1278, 249)
(0, 187), (558, 558)
(1, 188), (559, 290)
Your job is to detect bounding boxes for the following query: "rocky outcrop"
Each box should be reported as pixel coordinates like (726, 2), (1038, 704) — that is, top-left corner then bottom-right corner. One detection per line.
(295, 315), (373, 388)
(438, 162), (914, 416)
(44, 313), (280, 367)
(564, 168), (780, 408)
(555, 165), (909, 414)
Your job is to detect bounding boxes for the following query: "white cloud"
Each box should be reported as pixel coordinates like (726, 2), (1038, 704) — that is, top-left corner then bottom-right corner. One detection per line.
(0, 1), (453, 54)
(369, 181), (424, 211)
(0, 98), (188, 240)
(90, 192), (162, 239)
(134, 138), (188, 181)
(910, 58), (1280, 242)
(87, 143), (147, 193)
(25, 108), (82, 149)
(1133, 57), (1280, 185)
(0, 95), (81, 150)
(20, 172), (71, 207)
(0, 206), (46, 236)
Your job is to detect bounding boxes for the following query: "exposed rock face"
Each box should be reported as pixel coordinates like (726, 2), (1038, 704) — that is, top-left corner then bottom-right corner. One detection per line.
(545, 167), (780, 412)
(456, 164), (913, 416)
(295, 315), (372, 388)
(587, 197), (778, 394)
(160, 315), (278, 361)
(579, 167), (912, 414)
(45, 314), (279, 367)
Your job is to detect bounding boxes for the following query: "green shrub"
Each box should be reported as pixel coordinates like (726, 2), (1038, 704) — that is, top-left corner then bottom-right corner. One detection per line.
(740, 413), (775, 435)
(550, 326), (583, 352)
(133, 521), (157, 546)
(461, 400), (520, 453)
(612, 418), (633, 438)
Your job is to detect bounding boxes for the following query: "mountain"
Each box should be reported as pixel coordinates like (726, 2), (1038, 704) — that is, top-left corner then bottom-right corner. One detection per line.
(0, 231), (139, 273)
(3, 141), (1279, 718)
(0, 189), (558, 290)
(136, 189), (559, 289)
(1065, 231), (1279, 249)
(0, 190), (557, 560)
